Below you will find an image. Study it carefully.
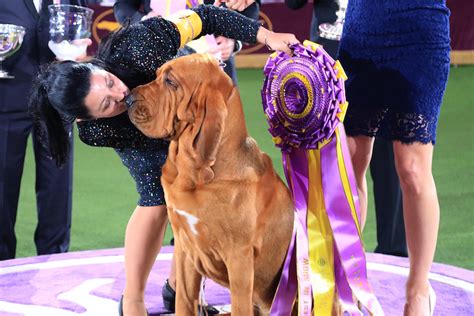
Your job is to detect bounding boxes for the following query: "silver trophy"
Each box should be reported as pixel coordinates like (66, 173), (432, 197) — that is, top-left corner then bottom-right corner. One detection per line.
(48, 4), (93, 61)
(0, 24), (26, 79)
(319, 0), (348, 41)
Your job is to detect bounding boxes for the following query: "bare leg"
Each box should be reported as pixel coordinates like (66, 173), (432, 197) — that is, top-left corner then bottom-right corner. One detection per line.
(393, 142), (439, 316)
(346, 135), (375, 229)
(122, 205), (168, 316)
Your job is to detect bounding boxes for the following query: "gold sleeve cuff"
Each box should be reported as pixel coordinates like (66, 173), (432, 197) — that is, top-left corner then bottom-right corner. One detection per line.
(165, 9), (203, 48)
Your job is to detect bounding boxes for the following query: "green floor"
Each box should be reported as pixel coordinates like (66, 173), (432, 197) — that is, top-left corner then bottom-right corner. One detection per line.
(13, 65), (474, 270)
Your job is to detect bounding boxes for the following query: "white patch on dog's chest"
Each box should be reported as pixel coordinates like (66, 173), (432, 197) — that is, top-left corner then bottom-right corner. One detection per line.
(175, 209), (200, 236)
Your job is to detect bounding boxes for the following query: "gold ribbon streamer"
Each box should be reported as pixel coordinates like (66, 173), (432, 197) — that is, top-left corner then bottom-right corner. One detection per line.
(335, 128), (362, 238)
(307, 149), (335, 315)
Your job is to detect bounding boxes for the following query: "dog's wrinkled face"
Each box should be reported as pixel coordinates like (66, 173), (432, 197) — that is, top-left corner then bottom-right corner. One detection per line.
(128, 54), (232, 140)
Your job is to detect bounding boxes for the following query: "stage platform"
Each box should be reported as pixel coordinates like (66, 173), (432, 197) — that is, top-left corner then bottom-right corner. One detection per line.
(0, 246), (472, 315)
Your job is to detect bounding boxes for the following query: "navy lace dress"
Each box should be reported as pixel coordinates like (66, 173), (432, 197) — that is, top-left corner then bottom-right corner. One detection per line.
(338, 0), (450, 144)
(77, 5), (260, 206)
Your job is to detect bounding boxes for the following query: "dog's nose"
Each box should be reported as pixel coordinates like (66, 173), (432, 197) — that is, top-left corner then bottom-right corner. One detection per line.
(124, 94), (136, 109)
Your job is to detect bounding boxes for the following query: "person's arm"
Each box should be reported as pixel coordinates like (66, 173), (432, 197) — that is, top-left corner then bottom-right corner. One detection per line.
(114, 0), (146, 24)
(143, 5), (296, 56)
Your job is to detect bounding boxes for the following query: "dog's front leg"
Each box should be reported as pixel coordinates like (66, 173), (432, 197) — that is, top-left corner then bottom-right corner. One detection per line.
(174, 238), (202, 316)
(228, 247), (255, 315)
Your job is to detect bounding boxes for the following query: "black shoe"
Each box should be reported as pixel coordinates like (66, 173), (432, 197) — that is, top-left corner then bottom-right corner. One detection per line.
(118, 295), (149, 316)
(161, 279), (220, 315)
(161, 280), (175, 312)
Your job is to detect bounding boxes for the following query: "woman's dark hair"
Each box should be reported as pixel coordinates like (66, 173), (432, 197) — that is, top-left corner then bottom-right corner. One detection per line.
(29, 60), (99, 167)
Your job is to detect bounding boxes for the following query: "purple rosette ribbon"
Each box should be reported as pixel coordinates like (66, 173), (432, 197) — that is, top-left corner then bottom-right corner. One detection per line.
(262, 41), (383, 316)
(261, 42), (345, 151)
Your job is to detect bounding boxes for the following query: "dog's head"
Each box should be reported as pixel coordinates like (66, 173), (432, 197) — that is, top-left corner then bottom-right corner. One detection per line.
(128, 54), (234, 183)
(128, 54), (233, 138)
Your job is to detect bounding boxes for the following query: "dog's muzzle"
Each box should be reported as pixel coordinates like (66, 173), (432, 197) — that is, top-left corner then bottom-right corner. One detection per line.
(124, 94), (136, 109)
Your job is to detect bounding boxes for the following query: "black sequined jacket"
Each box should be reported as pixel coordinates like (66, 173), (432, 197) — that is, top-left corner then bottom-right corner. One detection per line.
(77, 5), (260, 151)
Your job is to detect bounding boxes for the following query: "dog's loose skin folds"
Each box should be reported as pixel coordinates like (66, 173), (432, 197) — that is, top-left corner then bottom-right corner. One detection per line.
(129, 54), (295, 315)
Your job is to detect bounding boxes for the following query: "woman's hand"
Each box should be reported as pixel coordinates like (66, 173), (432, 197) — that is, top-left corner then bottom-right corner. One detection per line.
(257, 28), (300, 55)
(54, 38), (92, 62)
(214, 0), (255, 11)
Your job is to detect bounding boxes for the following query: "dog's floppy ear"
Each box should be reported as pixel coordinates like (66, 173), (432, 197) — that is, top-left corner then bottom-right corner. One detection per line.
(191, 90), (227, 184)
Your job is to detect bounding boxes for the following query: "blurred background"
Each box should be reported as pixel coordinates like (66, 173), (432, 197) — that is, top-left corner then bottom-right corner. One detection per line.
(12, 0), (473, 270)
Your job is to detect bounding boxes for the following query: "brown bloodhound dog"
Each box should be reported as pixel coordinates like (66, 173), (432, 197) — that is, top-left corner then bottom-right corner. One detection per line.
(128, 54), (295, 315)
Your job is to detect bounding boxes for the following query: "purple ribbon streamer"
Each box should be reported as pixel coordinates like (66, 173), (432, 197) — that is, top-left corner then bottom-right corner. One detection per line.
(273, 152), (298, 313)
(270, 154), (297, 315)
(320, 127), (383, 315)
(270, 150), (314, 315)
(287, 149), (313, 316)
(269, 224), (297, 314)
(334, 248), (363, 316)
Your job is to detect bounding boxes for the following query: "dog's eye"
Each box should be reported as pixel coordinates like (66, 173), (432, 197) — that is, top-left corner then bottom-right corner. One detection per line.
(165, 77), (177, 89)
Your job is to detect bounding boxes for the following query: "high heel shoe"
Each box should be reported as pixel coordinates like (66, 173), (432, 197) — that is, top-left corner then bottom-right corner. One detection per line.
(118, 295), (149, 316)
(162, 279), (220, 315)
(428, 285), (436, 316)
(403, 284), (436, 316)
(118, 296), (124, 316)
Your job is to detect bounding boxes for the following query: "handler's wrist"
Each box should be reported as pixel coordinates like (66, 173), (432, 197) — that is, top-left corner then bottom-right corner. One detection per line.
(256, 27), (270, 46)
(264, 31), (274, 51)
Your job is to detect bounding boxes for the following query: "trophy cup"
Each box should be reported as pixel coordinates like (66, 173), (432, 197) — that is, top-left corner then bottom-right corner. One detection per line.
(0, 24), (26, 79)
(48, 4), (93, 61)
(319, 0), (348, 41)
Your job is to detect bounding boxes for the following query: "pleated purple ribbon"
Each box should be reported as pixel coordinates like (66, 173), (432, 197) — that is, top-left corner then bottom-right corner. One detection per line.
(261, 44), (341, 152)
